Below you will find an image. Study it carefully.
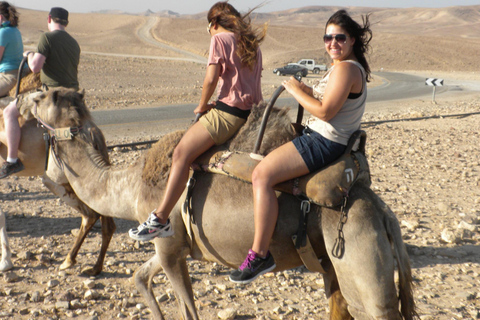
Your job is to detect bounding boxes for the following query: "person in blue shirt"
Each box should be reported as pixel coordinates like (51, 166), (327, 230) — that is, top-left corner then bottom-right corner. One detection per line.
(0, 2), (24, 97)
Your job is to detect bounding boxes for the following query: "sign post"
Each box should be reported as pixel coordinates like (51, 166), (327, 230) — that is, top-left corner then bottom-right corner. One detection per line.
(425, 78), (444, 103)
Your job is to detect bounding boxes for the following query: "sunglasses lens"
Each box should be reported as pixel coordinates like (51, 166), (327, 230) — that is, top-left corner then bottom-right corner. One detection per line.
(324, 34), (347, 43)
(336, 34), (347, 43)
(323, 35), (333, 43)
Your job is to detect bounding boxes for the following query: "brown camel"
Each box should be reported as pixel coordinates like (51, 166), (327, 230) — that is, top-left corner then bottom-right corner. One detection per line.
(32, 88), (416, 319)
(0, 78), (116, 273)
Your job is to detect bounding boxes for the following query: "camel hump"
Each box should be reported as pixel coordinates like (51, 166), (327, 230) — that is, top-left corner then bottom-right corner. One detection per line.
(8, 72), (42, 97)
(142, 130), (185, 187)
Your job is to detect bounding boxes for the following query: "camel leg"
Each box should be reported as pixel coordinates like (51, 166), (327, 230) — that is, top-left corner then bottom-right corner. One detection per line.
(0, 207), (13, 272)
(133, 234), (199, 320)
(134, 253), (165, 320)
(59, 203), (100, 272)
(321, 196), (402, 320)
(322, 259), (352, 320)
(82, 215), (116, 275)
(42, 176), (115, 275)
(158, 249), (198, 320)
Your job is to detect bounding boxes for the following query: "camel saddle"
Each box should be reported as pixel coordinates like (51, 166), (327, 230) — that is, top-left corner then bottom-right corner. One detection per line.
(193, 130), (371, 208)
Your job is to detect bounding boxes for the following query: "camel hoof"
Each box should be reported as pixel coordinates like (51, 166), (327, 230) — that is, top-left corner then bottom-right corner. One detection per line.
(81, 266), (102, 276)
(0, 259), (13, 272)
(59, 258), (76, 270)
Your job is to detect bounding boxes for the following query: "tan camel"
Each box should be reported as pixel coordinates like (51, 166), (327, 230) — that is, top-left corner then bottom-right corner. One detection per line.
(0, 77), (116, 273)
(35, 88), (416, 319)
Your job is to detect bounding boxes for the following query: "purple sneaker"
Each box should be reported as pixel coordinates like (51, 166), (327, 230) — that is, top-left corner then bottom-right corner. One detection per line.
(229, 249), (276, 284)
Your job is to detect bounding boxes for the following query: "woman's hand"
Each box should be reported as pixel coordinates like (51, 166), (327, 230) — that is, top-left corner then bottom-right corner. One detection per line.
(282, 76), (303, 95)
(194, 102), (215, 115)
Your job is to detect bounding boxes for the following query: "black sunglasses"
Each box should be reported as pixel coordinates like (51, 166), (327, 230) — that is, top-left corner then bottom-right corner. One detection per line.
(323, 34), (348, 44)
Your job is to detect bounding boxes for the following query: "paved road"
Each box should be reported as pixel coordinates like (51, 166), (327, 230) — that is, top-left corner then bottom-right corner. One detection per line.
(91, 71), (450, 127)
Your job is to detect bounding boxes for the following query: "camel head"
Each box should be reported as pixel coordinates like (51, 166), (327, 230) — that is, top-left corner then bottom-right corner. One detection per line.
(33, 87), (111, 172)
(33, 88), (92, 129)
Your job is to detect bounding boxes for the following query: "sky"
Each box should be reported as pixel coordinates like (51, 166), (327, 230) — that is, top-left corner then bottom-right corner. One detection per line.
(9, 0), (480, 15)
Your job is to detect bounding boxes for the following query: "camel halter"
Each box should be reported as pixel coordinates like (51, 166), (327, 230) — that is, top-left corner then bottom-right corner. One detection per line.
(32, 102), (83, 171)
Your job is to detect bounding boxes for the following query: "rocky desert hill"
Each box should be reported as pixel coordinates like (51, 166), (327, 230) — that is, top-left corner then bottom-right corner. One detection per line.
(17, 5), (480, 71)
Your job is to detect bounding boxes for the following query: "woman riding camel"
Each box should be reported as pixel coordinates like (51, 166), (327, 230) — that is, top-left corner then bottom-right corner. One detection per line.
(129, 1), (267, 241)
(0, 2), (24, 98)
(230, 9), (373, 284)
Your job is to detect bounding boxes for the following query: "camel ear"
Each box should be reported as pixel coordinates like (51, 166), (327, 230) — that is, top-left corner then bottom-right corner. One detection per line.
(77, 89), (85, 101)
(51, 90), (60, 105)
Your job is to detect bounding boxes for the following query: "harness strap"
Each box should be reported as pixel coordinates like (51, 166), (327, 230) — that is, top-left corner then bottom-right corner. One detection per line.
(291, 198), (327, 274)
(43, 132), (50, 171)
(181, 172), (197, 250)
(294, 199), (310, 249)
(183, 173), (197, 224)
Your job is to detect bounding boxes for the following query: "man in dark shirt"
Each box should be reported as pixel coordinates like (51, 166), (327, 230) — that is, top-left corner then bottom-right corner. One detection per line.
(0, 7), (80, 178)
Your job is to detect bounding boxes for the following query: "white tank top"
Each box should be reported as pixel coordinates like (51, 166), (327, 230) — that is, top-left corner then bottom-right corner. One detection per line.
(306, 60), (366, 146)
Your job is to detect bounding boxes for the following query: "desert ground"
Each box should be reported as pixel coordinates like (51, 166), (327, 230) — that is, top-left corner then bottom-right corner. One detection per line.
(0, 5), (479, 320)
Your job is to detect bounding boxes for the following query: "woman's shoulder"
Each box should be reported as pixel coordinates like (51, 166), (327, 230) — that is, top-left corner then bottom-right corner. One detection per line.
(337, 60), (364, 72)
(213, 32), (235, 41)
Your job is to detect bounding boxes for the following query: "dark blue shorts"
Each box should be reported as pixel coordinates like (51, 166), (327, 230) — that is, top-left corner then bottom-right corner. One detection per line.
(292, 127), (346, 173)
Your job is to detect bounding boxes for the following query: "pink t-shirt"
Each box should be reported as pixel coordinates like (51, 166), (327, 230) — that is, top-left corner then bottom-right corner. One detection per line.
(208, 32), (263, 110)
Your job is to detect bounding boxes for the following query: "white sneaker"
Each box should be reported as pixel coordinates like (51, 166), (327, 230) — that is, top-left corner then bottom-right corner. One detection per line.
(128, 211), (174, 241)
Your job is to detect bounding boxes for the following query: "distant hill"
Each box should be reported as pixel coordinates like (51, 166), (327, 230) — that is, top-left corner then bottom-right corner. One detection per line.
(92, 9), (180, 17)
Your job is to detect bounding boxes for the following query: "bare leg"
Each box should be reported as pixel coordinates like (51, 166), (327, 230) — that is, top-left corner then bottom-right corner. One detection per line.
(155, 121), (215, 223)
(3, 100), (20, 159)
(251, 142), (309, 257)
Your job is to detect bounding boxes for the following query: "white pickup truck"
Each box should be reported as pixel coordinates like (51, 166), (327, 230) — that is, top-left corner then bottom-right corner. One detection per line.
(288, 59), (328, 74)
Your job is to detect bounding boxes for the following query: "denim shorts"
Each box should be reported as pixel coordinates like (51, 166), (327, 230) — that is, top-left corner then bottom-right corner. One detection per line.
(292, 127), (346, 173)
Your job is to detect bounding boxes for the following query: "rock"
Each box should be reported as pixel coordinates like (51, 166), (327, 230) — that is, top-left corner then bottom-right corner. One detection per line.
(402, 219), (420, 232)
(17, 251), (32, 260)
(83, 279), (96, 289)
(55, 301), (70, 310)
(30, 291), (42, 302)
(3, 272), (19, 283)
(457, 220), (478, 232)
(47, 279), (60, 288)
(218, 308), (237, 319)
(85, 290), (100, 300)
(18, 308), (29, 315)
(70, 299), (84, 309)
(156, 294), (169, 303)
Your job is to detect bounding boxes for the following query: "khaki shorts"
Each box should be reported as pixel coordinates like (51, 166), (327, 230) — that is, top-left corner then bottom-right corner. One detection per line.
(199, 108), (247, 145)
(16, 91), (44, 120)
(0, 70), (18, 97)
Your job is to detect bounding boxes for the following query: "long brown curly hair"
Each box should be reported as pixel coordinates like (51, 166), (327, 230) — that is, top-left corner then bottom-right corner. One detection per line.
(0, 1), (19, 27)
(207, 1), (267, 70)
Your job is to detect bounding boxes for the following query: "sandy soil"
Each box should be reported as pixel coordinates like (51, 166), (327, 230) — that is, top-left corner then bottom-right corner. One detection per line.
(1, 6), (479, 320)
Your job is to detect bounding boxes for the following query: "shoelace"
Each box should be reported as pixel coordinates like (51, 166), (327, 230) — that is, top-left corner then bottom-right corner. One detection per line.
(240, 251), (257, 270)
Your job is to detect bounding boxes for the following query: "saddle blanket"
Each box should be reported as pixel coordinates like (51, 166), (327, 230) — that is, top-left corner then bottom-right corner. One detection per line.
(192, 149), (371, 207)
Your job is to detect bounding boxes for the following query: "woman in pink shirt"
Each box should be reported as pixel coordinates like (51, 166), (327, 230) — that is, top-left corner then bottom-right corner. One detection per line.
(129, 1), (266, 241)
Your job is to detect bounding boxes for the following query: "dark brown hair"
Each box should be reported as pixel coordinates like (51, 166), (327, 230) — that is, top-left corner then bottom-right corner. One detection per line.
(207, 1), (267, 70)
(326, 10), (372, 82)
(0, 1), (19, 27)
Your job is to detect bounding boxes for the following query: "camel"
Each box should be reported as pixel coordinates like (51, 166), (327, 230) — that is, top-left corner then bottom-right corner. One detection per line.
(33, 88), (416, 319)
(0, 76), (116, 273)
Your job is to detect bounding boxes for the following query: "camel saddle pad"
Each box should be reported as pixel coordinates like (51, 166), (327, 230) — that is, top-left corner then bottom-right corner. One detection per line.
(192, 150), (371, 207)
